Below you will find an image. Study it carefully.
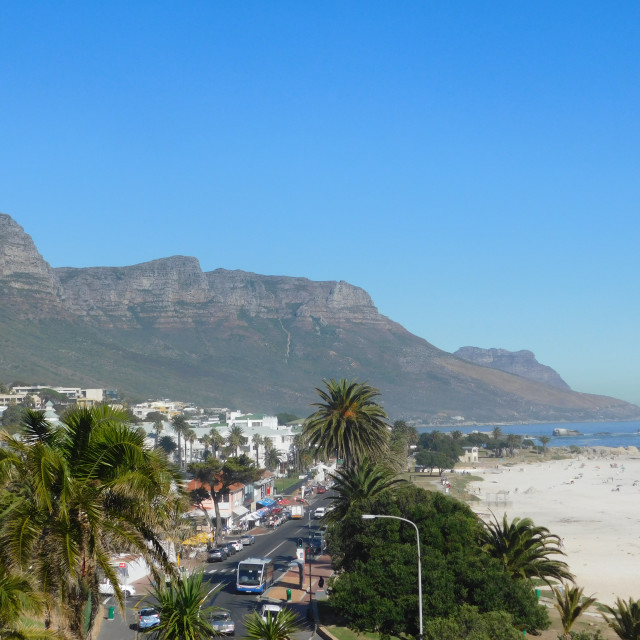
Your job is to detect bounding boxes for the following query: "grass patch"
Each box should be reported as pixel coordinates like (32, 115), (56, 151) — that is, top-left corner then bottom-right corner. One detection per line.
(275, 476), (303, 494)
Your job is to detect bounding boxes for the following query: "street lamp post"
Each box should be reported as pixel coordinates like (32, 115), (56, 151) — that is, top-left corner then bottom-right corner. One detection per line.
(362, 514), (423, 640)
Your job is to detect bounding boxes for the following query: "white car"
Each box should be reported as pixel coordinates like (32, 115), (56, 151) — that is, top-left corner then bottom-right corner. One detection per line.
(229, 539), (243, 552)
(260, 603), (282, 621)
(99, 581), (136, 597)
(313, 507), (326, 519)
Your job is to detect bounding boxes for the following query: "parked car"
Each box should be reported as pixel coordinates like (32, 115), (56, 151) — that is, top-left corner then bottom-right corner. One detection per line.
(259, 603), (282, 621)
(229, 539), (243, 552)
(138, 607), (160, 630)
(99, 581), (136, 597)
(240, 534), (255, 546)
(316, 485), (326, 494)
(207, 548), (227, 562)
(210, 610), (235, 635)
(222, 542), (236, 556)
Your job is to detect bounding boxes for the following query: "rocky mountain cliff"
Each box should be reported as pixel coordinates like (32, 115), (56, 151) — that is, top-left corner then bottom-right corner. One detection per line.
(1, 212), (638, 423)
(454, 347), (571, 390)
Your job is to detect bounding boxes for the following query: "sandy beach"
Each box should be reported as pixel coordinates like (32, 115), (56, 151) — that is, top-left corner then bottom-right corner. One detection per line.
(466, 447), (640, 606)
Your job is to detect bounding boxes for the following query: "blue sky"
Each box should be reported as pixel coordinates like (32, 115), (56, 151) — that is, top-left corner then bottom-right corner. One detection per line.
(2, 2), (639, 405)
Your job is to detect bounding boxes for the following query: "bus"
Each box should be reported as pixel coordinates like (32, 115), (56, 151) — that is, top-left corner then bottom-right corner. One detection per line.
(236, 557), (275, 594)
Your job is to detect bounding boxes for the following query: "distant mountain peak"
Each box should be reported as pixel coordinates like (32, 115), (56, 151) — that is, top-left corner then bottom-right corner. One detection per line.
(454, 346), (571, 390)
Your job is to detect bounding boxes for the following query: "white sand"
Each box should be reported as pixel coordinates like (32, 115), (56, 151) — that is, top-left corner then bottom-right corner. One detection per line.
(465, 448), (640, 605)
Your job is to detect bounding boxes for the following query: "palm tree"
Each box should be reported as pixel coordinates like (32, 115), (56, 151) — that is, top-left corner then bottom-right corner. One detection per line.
(0, 564), (64, 640)
(172, 414), (189, 468)
(324, 458), (408, 524)
(244, 606), (303, 640)
(303, 378), (390, 469)
(145, 570), (218, 640)
(539, 435), (551, 455)
(252, 433), (264, 466)
(227, 425), (246, 457)
(209, 429), (225, 459)
(491, 426), (503, 440)
(479, 512), (573, 587)
(553, 583), (596, 639)
(601, 597), (640, 640)
(159, 434), (178, 459)
(200, 434), (213, 460)
(186, 428), (197, 463)
(0, 406), (182, 640)
(153, 418), (164, 448)
(264, 447), (282, 472)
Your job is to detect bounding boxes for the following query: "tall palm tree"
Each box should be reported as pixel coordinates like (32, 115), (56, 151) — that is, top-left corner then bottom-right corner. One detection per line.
(0, 406), (182, 640)
(153, 418), (164, 448)
(145, 570), (218, 640)
(227, 425), (246, 457)
(244, 606), (303, 640)
(264, 448), (281, 472)
(324, 458), (408, 524)
(553, 583), (596, 639)
(186, 428), (197, 463)
(303, 378), (390, 469)
(200, 434), (213, 460)
(252, 433), (264, 466)
(479, 512), (573, 587)
(209, 429), (225, 459)
(491, 426), (503, 440)
(172, 414), (189, 468)
(602, 597), (640, 640)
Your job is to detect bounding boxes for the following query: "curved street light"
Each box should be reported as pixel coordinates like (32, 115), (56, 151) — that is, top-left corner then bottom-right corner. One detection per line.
(362, 514), (423, 640)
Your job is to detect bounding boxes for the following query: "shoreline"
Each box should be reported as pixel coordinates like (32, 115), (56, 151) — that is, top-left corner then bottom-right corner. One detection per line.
(464, 447), (640, 606)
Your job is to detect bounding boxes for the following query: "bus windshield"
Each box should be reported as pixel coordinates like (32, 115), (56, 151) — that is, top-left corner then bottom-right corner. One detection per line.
(237, 563), (262, 586)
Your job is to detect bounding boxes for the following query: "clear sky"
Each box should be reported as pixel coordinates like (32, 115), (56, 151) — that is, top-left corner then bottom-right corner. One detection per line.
(2, 2), (639, 406)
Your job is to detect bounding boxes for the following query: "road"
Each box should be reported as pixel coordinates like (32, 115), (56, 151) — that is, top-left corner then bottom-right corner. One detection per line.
(98, 496), (327, 640)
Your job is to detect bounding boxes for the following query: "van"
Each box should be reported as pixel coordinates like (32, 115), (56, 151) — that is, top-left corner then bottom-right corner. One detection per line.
(99, 581), (136, 597)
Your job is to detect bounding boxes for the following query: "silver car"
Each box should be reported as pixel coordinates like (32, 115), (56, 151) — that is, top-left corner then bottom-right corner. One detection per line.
(210, 610), (235, 636)
(240, 534), (255, 546)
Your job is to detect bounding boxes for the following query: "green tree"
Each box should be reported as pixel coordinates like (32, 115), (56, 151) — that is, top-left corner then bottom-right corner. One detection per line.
(153, 418), (164, 448)
(539, 435), (551, 454)
(479, 513), (573, 587)
(328, 485), (548, 637)
(145, 570), (218, 640)
(227, 425), (246, 457)
(172, 414), (189, 468)
(423, 604), (523, 640)
(186, 428), (197, 463)
(324, 458), (408, 525)
(492, 427), (503, 440)
(303, 378), (390, 469)
(188, 455), (259, 545)
(146, 410), (166, 423)
(264, 447), (281, 472)
(1, 403), (26, 433)
(601, 597), (640, 640)
(553, 583), (596, 639)
(244, 607), (303, 640)
(415, 449), (457, 474)
(209, 428), (225, 459)
(0, 407), (182, 640)
(158, 434), (178, 458)
(252, 433), (264, 466)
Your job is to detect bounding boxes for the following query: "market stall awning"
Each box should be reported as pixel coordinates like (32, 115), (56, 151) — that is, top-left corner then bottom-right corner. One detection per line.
(233, 505), (249, 516)
(257, 497), (275, 507)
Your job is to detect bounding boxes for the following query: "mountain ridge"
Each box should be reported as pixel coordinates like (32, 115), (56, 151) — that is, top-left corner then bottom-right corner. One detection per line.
(1, 212), (638, 423)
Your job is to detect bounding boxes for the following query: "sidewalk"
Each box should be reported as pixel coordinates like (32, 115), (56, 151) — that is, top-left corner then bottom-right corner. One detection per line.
(264, 552), (333, 603)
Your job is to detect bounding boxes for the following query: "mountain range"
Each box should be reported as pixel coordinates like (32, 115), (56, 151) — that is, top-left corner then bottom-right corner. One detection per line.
(1, 212), (638, 424)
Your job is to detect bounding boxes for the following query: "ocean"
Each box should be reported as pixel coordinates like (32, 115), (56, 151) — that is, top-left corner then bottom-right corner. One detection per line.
(418, 420), (640, 448)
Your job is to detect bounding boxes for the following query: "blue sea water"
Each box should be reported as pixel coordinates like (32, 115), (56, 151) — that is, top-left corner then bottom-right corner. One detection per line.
(418, 421), (640, 448)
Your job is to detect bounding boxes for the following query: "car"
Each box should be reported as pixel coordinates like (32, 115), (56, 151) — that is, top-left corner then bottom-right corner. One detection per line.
(259, 603), (282, 621)
(138, 607), (160, 630)
(313, 507), (326, 519)
(316, 485), (326, 494)
(222, 542), (236, 556)
(240, 534), (255, 546)
(99, 581), (136, 597)
(229, 539), (243, 552)
(207, 548), (227, 562)
(210, 610), (235, 635)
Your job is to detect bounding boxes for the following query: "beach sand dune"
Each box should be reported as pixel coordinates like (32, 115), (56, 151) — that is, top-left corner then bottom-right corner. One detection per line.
(467, 451), (640, 605)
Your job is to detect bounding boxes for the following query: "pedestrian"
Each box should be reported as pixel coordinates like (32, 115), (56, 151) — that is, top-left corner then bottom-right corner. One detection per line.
(318, 576), (325, 589)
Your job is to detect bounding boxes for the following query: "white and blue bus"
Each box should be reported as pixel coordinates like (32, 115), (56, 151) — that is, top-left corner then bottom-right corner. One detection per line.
(236, 557), (275, 594)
